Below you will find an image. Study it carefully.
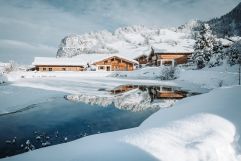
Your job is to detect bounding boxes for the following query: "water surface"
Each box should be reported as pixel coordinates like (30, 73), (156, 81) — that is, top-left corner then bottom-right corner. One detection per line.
(0, 97), (158, 158)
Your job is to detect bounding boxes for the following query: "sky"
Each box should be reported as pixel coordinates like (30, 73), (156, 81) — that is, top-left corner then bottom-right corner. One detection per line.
(0, 0), (240, 64)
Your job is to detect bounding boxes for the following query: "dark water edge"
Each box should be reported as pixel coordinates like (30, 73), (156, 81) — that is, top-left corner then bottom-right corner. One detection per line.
(0, 97), (158, 158)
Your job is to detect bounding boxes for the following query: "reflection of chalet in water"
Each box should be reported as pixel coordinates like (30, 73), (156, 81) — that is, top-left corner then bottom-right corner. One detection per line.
(148, 86), (188, 99)
(110, 85), (138, 94)
(110, 85), (189, 100)
(148, 48), (192, 67)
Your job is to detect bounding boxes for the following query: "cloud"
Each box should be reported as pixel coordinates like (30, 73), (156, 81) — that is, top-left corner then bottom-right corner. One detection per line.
(0, 0), (240, 64)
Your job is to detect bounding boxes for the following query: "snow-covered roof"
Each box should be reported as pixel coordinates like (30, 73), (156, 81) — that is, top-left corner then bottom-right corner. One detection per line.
(219, 38), (233, 46)
(92, 54), (139, 64)
(152, 46), (194, 54)
(32, 54), (138, 66)
(32, 54), (110, 66)
(133, 54), (148, 60)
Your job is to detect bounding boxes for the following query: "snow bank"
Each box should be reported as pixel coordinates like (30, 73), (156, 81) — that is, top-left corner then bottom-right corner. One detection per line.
(109, 64), (239, 89)
(109, 66), (179, 80)
(177, 65), (240, 89)
(124, 114), (239, 161)
(2, 86), (241, 161)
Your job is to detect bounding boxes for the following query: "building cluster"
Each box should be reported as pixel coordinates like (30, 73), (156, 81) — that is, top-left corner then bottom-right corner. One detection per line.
(32, 48), (192, 72)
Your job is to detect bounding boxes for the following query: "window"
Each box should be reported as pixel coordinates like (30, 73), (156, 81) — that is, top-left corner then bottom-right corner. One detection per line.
(49, 68), (52, 71)
(43, 68), (46, 71)
(99, 66), (104, 70)
(162, 87), (172, 91)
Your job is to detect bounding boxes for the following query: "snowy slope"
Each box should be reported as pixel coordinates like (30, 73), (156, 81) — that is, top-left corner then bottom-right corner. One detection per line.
(57, 25), (195, 59)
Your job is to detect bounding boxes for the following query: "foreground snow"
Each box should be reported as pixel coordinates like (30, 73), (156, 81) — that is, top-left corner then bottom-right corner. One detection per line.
(125, 114), (238, 161)
(2, 86), (241, 161)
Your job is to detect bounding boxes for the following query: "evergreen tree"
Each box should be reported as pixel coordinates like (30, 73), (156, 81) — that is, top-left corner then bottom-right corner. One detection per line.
(226, 40), (241, 65)
(209, 40), (224, 67)
(228, 48), (240, 65)
(192, 24), (216, 69)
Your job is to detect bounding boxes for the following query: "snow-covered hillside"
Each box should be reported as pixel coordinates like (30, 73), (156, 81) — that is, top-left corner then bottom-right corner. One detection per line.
(207, 2), (241, 38)
(57, 24), (196, 59)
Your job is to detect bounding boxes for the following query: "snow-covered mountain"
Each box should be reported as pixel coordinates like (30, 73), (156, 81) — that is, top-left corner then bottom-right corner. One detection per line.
(207, 2), (241, 38)
(57, 25), (195, 58)
(56, 2), (241, 58)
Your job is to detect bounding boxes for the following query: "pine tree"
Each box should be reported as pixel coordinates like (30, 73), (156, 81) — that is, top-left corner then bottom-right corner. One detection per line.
(228, 48), (240, 65)
(192, 24), (216, 69)
(225, 40), (241, 65)
(209, 40), (224, 67)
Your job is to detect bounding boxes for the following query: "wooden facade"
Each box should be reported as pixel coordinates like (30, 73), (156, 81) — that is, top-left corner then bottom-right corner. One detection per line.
(134, 55), (148, 65)
(35, 65), (85, 72)
(148, 48), (192, 66)
(93, 56), (137, 71)
(33, 55), (137, 72)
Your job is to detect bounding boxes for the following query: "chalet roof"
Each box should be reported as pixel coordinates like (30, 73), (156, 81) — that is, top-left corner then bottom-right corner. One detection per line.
(219, 38), (233, 46)
(32, 54), (113, 66)
(154, 52), (193, 55)
(93, 54), (139, 65)
(151, 45), (194, 54)
(32, 54), (138, 66)
(133, 54), (148, 60)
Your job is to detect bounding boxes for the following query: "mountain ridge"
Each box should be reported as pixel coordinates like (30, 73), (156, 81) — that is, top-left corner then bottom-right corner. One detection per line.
(57, 3), (241, 58)
(57, 24), (195, 58)
(207, 2), (241, 38)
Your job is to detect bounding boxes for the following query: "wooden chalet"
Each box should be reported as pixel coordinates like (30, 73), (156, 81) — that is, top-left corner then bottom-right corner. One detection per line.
(134, 54), (148, 67)
(148, 48), (192, 67)
(32, 57), (85, 72)
(93, 55), (138, 71)
(32, 54), (138, 72)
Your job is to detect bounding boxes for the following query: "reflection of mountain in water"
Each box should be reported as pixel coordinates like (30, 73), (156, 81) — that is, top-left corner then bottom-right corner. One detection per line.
(110, 85), (200, 102)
